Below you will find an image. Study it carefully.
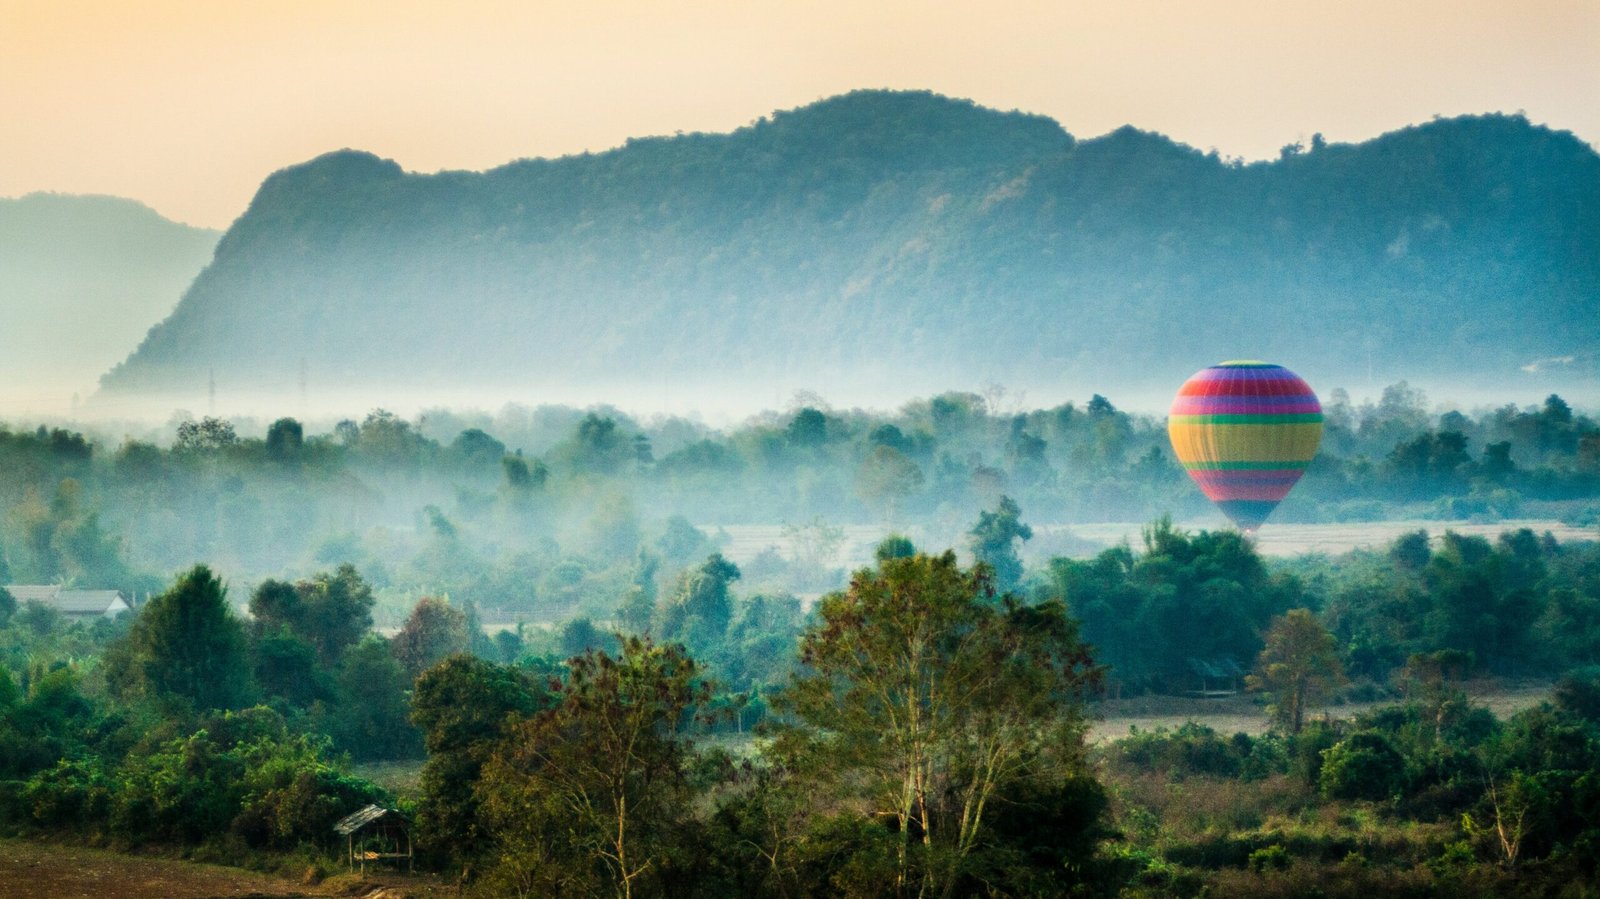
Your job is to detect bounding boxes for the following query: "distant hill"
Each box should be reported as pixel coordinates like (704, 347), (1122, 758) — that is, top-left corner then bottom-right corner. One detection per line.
(94, 90), (1600, 413)
(1, 194), (219, 414)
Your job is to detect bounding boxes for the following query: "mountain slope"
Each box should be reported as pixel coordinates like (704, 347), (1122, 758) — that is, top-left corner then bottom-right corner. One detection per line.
(1, 194), (220, 413)
(95, 90), (1600, 411)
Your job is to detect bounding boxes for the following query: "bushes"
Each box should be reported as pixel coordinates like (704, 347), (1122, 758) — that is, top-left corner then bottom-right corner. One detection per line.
(1099, 690), (1600, 897)
(232, 764), (386, 851)
(1320, 733), (1407, 801)
(1105, 723), (1291, 782)
(20, 758), (112, 829)
(1554, 666), (1600, 722)
(7, 705), (387, 852)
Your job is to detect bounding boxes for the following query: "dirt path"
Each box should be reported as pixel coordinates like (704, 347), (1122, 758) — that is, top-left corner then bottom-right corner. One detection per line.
(1088, 681), (1553, 743)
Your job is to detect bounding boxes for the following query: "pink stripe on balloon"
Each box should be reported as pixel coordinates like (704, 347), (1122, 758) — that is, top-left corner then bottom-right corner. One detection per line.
(1171, 400), (1323, 415)
(1197, 483), (1298, 502)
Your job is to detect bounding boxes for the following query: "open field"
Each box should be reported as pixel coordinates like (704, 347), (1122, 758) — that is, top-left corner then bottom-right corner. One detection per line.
(1087, 679), (1554, 743)
(708, 518), (1598, 581)
(0, 839), (450, 899)
(1063, 518), (1598, 558)
(0, 839), (312, 899)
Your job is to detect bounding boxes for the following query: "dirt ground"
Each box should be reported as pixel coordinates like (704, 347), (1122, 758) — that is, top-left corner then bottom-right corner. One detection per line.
(0, 840), (449, 899)
(1087, 680), (1554, 743)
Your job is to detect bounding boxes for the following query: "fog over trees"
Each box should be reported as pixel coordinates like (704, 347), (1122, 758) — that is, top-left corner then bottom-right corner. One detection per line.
(0, 382), (1595, 895)
(3, 88), (1599, 898)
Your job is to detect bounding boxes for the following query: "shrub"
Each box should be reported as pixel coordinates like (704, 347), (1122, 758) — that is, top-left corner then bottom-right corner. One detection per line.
(1248, 844), (1291, 872)
(1107, 723), (1247, 779)
(20, 757), (111, 830)
(1554, 666), (1600, 722)
(1320, 732), (1406, 801)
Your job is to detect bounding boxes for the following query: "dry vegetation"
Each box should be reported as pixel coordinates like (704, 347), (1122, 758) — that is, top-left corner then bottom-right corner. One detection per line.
(0, 838), (451, 899)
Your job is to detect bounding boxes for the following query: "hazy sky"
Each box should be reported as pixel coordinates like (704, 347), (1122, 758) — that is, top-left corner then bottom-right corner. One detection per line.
(3, 0), (1595, 229)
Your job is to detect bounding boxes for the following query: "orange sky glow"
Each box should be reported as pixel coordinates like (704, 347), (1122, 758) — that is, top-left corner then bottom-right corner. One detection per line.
(2, 0), (1595, 228)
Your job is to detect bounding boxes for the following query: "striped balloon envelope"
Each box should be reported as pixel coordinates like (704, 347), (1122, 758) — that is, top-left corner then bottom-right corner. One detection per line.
(1167, 361), (1323, 532)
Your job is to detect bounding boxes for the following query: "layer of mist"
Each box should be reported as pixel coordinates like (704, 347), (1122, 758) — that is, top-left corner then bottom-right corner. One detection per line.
(0, 194), (220, 415)
(3, 384), (1595, 632)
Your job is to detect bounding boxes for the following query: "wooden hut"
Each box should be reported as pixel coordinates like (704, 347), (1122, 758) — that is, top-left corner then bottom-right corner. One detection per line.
(1185, 656), (1244, 697)
(333, 804), (413, 873)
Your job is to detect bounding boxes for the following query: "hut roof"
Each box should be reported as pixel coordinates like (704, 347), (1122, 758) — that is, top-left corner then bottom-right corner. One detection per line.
(1186, 656), (1244, 679)
(334, 804), (406, 836)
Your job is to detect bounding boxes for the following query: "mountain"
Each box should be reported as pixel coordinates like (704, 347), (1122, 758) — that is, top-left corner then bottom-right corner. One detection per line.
(94, 90), (1600, 413)
(1, 194), (220, 414)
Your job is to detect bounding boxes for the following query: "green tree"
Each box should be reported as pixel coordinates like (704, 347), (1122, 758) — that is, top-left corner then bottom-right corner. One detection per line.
(1246, 608), (1347, 733)
(264, 417), (303, 460)
(616, 552), (660, 635)
(493, 627), (526, 665)
(1390, 529), (1432, 570)
(783, 551), (1102, 897)
(391, 596), (469, 678)
(17, 599), (63, 637)
(574, 414), (627, 474)
(116, 565), (252, 711)
(252, 631), (327, 708)
(501, 453), (547, 496)
(785, 407), (828, 448)
(1319, 732), (1406, 800)
(659, 554), (740, 648)
(250, 564), (375, 667)
(174, 416), (238, 454)
(560, 617), (613, 659)
(412, 655), (549, 865)
(7, 479), (137, 587)
(354, 408), (430, 469)
(1401, 648), (1477, 740)
(450, 428), (506, 467)
(875, 534), (916, 563)
(968, 495), (1032, 591)
(477, 637), (706, 899)
(328, 636), (421, 761)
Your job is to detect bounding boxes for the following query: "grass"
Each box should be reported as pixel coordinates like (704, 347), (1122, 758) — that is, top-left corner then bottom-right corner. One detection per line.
(1088, 680), (1552, 743)
(352, 759), (426, 800)
(0, 837), (311, 899)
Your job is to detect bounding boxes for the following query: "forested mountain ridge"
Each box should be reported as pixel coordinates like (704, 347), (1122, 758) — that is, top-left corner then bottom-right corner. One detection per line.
(95, 90), (1600, 408)
(0, 193), (220, 412)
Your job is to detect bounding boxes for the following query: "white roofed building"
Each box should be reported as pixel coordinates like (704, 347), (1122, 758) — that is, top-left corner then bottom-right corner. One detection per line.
(4, 585), (131, 620)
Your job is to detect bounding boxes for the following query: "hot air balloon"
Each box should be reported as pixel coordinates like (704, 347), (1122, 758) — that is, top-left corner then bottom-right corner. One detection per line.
(1167, 361), (1323, 532)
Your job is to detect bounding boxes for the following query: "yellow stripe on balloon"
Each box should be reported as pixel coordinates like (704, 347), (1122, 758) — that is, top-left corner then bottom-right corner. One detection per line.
(1167, 422), (1323, 466)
